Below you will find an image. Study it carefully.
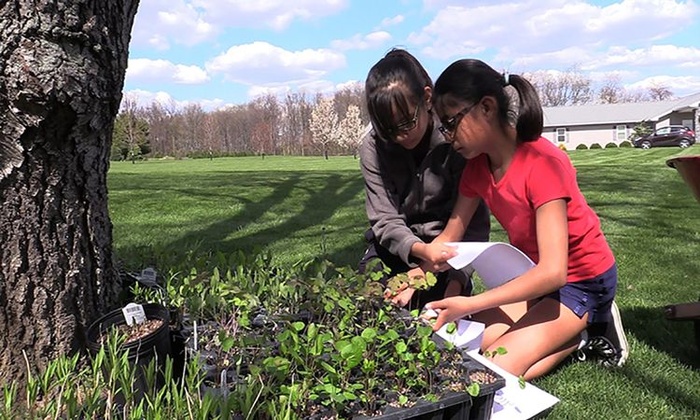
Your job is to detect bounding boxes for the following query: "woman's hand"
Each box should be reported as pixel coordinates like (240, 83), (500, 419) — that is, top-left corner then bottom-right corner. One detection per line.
(422, 296), (474, 331)
(389, 284), (415, 307)
(415, 241), (457, 271)
(383, 266), (424, 307)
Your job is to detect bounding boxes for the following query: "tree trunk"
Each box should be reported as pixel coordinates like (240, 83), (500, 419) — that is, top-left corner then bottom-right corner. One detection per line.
(0, 0), (140, 385)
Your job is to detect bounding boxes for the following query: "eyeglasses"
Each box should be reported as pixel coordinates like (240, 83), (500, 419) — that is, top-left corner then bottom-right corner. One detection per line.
(438, 104), (476, 140)
(387, 105), (420, 137)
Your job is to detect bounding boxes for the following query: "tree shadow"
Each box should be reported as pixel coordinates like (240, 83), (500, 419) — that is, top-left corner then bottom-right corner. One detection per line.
(112, 170), (367, 270)
(623, 305), (699, 370)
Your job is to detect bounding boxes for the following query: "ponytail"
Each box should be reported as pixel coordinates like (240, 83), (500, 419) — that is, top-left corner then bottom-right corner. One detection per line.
(434, 59), (543, 142)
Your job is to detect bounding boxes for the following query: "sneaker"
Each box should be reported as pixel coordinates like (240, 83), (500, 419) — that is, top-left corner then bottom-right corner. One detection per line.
(572, 329), (590, 362)
(580, 301), (629, 367)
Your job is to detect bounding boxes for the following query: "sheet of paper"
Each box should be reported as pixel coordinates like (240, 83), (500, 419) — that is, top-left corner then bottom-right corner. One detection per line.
(467, 351), (560, 419)
(445, 242), (535, 289)
(435, 319), (485, 353)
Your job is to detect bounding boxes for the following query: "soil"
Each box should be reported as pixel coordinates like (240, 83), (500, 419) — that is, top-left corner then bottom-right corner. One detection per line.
(100, 319), (164, 345)
(468, 368), (499, 385)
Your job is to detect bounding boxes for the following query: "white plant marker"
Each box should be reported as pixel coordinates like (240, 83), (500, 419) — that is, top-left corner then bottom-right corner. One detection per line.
(122, 302), (147, 326)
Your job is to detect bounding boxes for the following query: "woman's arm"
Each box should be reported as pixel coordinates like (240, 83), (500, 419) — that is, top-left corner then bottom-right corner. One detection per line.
(360, 138), (421, 264)
(426, 199), (569, 329)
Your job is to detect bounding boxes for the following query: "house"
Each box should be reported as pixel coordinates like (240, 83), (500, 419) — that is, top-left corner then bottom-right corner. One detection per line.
(541, 92), (700, 149)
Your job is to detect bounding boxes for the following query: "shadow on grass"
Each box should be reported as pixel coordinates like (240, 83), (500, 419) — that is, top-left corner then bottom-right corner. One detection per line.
(619, 366), (700, 416)
(113, 170), (367, 270)
(623, 305), (700, 370)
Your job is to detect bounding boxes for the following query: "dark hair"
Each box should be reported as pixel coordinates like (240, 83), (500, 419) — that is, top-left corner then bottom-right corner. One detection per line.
(433, 59), (543, 142)
(364, 48), (432, 141)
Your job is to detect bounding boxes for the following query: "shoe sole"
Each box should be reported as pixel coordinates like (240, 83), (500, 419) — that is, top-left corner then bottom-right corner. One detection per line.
(610, 301), (629, 366)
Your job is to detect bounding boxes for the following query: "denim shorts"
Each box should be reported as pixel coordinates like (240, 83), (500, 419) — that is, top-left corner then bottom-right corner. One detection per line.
(542, 263), (618, 324)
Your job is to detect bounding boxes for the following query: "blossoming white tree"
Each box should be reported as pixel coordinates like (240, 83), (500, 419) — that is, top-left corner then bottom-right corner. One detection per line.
(309, 96), (339, 159)
(338, 105), (366, 158)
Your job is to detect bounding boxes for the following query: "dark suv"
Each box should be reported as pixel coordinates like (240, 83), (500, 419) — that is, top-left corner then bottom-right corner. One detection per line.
(633, 125), (696, 149)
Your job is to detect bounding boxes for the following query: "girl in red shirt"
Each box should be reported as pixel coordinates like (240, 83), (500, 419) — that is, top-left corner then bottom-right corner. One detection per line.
(418, 59), (629, 379)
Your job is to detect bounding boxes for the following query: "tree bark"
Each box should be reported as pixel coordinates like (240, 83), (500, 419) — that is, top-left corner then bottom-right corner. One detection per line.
(0, 0), (139, 385)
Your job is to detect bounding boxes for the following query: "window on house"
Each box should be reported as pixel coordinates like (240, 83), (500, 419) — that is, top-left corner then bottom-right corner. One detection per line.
(556, 128), (567, 143)
(615, 125), (627, 141)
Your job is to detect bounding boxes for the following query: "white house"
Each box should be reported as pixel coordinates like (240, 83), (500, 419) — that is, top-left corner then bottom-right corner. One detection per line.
(541, 92), (700, 149)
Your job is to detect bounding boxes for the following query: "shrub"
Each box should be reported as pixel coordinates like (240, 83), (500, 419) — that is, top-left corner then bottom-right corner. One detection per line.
(619, 140), (632, 148)
(605, 142), (618, 149)
(590, 143), (602, 149)
(576, 144), (589, 150)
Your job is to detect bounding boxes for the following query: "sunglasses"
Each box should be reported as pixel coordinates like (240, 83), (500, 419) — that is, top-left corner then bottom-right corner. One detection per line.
(438, 103), (476, 140)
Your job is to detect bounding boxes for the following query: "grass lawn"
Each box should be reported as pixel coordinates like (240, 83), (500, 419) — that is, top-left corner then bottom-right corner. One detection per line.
(108, 146), (700, 419)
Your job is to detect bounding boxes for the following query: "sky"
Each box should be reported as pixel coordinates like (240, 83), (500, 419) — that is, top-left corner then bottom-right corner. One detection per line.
(123, 0), (700, 110)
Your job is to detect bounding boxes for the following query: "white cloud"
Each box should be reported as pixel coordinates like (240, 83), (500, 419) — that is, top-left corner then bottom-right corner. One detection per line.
(411, 0), (699, 67)
(131, 0), (219, 49)
(191, 0), (348, 30)
(627, 75), (700, 95)
(131, 0), (348, 49)
(589, 45), (700, 69)
(336, 80), (363, 91)
(122, 89), (232, 111)
(378, 15), (405, 28)
(126, 59), (209, 84)
(205, 42), (346, 85)
(331, 31), (392, 51)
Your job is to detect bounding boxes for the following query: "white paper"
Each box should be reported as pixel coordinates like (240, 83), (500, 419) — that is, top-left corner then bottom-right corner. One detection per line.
(467, 351), (560, 420)
(435, 319), (485, 352)
(445, 242), (535, 289)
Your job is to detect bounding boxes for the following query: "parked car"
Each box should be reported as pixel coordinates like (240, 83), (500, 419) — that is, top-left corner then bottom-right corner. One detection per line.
(632, 125), (696, 149)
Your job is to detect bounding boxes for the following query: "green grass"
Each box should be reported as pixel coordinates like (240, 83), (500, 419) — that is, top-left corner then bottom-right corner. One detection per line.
(108, 147), (700, 419)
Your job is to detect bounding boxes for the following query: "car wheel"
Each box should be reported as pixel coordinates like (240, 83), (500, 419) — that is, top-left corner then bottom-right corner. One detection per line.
(679, 139), (690, 148)
(640, 141), (652, 150)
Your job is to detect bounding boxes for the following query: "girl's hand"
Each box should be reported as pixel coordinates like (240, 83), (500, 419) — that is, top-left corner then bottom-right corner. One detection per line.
(383, 267), (423, 307)
(391, 285), (415, 307)
(422, 296), (473, 331)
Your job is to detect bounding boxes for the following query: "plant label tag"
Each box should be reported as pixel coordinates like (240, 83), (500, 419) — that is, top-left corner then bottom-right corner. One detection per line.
(122, 303), (147, 326)
(139, 267), (157, 286)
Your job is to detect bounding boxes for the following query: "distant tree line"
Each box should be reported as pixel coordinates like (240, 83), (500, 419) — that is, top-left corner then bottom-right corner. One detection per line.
(524, 66), (674, 106)
(112, 69), (675, 160)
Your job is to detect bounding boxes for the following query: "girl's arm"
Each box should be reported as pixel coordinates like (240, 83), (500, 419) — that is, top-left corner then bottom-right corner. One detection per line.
(426, 198), (569, 329)
(412, 194), (481, 265)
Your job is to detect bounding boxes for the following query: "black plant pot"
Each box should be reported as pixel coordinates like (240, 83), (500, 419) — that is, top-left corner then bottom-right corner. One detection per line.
(462, 354), (506, 420)
(353, 392), (472, 420)
(86, 303), (172, 405)
(430, 334), (506, 420)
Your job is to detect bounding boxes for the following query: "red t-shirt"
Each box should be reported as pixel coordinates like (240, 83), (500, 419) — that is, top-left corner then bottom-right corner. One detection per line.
(460, 138), (614, 282)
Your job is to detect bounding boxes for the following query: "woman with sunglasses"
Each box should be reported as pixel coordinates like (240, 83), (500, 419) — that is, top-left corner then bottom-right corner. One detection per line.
(421, 59), (628, 379)
(358, 49), (490, 310)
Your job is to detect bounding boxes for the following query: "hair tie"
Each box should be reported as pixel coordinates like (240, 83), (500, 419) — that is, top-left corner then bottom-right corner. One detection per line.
(502, 71), (510, 86)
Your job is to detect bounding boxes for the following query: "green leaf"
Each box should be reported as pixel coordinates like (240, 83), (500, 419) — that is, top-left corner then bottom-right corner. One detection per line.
(361, 327), (377, 341)
(340, 339), (365, 370)
(307, 323), (318, 340)
(446, 322), (457, 334)
(425, 271), (438, 287)
(220, 336), (235, 352)
(467, 382), (481, 397)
